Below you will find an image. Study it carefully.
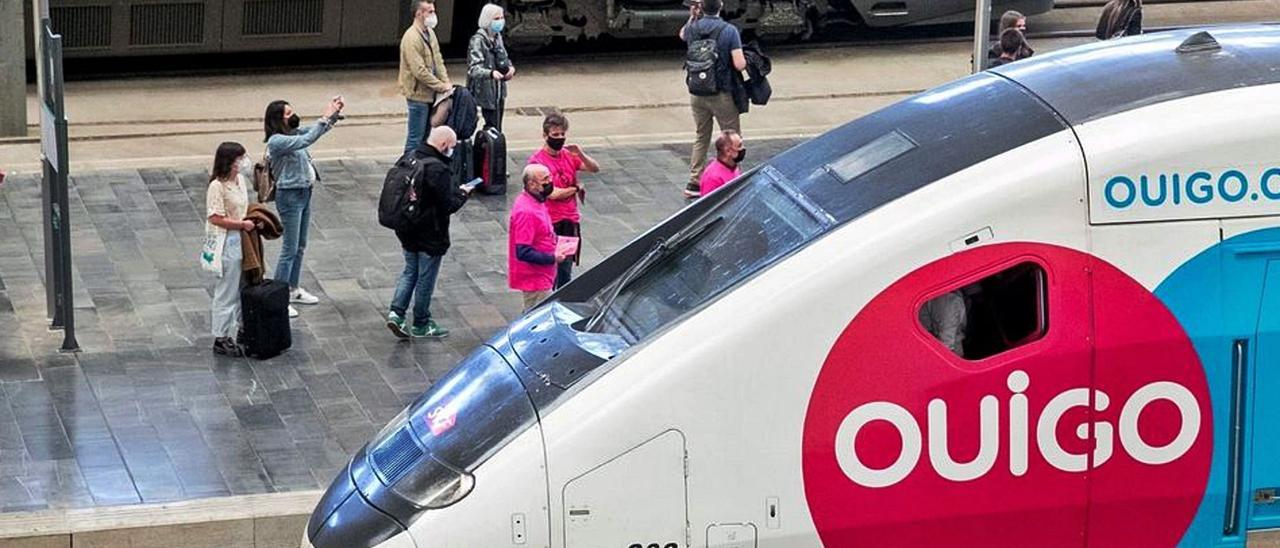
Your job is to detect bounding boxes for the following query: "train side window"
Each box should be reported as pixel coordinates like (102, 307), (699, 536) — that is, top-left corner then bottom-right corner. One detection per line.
(919, 262), (1048, 360)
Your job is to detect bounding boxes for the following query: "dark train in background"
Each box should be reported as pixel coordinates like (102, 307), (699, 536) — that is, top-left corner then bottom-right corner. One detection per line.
(22, 0), (1054, 59)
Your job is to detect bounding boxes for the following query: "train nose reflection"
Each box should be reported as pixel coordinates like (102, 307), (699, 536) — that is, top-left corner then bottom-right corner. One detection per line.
(306, 459), (408, 548)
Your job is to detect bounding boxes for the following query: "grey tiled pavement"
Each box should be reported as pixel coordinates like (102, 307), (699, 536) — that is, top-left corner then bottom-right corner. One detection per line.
(0, 138), (800, 512)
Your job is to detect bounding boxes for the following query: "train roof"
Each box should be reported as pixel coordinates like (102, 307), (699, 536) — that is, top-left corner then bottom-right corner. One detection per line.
(993, 24), (1280, 126)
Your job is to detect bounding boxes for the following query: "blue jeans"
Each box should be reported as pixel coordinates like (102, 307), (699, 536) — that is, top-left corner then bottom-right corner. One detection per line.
(390, 251), (443, 327)
(405, 99), (431, 153)
(211, 232), (242, 338)
(274, 187), (312, 289)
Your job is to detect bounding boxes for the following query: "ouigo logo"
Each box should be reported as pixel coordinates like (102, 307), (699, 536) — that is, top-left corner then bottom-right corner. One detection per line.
(834, 370), (1202, 488)
(802, 244), (1212, 547)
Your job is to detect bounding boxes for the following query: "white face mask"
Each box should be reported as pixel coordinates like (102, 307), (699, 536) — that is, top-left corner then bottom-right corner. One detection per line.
(424, 14), (439, 29)
(444, 147), (454, 158)
(236, 156), (254, 177)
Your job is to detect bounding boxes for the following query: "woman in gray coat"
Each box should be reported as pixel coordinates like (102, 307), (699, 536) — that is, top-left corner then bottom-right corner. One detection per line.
(467, 3), (515, 131)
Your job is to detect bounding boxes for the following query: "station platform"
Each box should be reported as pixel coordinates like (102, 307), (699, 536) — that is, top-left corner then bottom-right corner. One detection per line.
(0, 137), (799, 546)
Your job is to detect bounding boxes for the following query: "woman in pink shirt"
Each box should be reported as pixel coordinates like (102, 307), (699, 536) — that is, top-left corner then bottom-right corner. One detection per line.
(509, 165), (568, 311)
(526, 112), (600, 289)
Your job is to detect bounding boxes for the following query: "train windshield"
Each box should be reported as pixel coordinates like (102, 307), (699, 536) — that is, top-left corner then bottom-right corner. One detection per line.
(586, 166), (834, 341)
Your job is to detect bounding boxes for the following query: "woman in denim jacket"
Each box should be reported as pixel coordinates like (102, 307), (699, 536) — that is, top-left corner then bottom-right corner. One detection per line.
(263, 97), (343, 317)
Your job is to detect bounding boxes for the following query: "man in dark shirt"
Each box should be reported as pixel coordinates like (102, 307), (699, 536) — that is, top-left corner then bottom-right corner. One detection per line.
(679, 0), (747, 199)
(989, 29), (1028, 68)
(386, 126), (472, 339)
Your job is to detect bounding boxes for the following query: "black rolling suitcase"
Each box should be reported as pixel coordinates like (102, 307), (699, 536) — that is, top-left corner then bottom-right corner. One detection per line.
(240, 279), (291, 359)
(473, 127), (508, 195)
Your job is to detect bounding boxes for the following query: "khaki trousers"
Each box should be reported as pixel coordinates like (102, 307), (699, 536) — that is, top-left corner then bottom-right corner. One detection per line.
(522, 290), (550, 311)
(689, 92), (740, 188)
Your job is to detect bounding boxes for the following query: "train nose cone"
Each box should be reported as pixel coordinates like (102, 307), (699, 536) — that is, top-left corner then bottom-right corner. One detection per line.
(306, 460), (408, 548)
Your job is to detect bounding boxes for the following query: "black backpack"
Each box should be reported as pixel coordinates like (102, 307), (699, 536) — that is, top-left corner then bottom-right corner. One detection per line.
(378, 152), (428, 231)
(685, 22), (725, 96)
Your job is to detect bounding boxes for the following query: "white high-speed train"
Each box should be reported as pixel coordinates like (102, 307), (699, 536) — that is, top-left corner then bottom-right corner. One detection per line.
(304, 26), (1280, 547)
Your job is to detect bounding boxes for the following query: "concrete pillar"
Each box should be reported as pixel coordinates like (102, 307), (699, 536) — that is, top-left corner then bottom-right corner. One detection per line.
(0, 0), (29, 137)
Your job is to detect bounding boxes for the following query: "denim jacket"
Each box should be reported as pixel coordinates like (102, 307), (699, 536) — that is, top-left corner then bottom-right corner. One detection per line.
(267, 118), (333, 190)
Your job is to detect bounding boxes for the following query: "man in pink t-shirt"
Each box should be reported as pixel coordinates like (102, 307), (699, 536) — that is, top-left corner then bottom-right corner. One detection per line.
(699, 130), (744, 197)
(526, 112), (600, 289)
(509, 164), (568, 311)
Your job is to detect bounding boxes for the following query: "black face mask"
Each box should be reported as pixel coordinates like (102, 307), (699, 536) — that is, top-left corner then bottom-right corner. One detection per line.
(287, 114), (301, 130)
(546, 137), (566, 151)
(530, 183), (553, 202)
(734, 148), (746, 164)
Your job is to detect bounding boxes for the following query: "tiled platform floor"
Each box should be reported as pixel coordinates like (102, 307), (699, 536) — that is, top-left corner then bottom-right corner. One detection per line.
(0, 138), (799, 512)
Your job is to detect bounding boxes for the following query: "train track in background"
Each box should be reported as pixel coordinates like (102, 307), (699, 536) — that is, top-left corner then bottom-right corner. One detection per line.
(770, 0), (1271, 50)
(50, 0), (1275, 80)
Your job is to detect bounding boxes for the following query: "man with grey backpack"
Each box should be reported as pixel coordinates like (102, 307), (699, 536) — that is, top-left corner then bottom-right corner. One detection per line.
(679, 0), (747, 199)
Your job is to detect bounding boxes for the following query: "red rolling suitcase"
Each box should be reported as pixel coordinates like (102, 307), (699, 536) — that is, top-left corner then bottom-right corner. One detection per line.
(473, 127), (508, 195)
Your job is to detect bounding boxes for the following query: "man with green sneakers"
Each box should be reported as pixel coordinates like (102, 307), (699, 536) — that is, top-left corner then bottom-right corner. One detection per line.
(386, 126), (472, 339)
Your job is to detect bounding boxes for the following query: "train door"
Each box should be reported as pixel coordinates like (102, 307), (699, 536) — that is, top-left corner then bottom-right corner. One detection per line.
(1206, 232), (1280, 540)
(561, 430), (688, 548)
(1136, 225), (1280, 546)
(1243, 258), (1280, 532)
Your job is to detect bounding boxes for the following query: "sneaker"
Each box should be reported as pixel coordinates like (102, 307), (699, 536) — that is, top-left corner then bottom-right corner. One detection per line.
(290, 287), (319, 305)
(408, 319), (449, 339)
(683, 182), (701, 200)
(386, 312), (409, 339)
(288, 305), (299, 318)
(212, 337), (244, 357)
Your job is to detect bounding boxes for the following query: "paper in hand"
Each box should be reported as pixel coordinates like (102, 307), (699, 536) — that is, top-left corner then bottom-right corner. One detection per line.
(556, 236), (580, 257)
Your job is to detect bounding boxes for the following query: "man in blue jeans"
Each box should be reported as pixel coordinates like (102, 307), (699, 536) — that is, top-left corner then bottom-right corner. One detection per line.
(399, 0), (452, 152)
(387, 126), (472, 339)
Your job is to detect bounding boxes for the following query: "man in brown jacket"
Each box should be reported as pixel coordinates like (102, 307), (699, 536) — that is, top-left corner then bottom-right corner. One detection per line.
(400, 0), (452, 153)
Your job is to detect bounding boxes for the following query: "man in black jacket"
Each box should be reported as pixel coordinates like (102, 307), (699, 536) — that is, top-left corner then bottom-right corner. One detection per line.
(386, 126), (471, 339)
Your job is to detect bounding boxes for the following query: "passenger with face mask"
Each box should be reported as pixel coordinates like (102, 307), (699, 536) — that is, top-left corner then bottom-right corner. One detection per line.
(526, 112), (601, 289)
(385, 126), (472, 339)
(508, 164), (568, 311)
(263, 97), (343, 318)
(467, 3), (515, 131)
(698, 129), (744, 197)
(400, 0), (453, 152)
(988, 11), (1034, 62)
(202, 142), (256, 356)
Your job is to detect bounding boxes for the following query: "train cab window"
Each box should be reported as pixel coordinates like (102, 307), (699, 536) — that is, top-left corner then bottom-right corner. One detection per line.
(919, 262), (1047, 360)
(824, 129), (917, 184)
(586, 166), (834, 342)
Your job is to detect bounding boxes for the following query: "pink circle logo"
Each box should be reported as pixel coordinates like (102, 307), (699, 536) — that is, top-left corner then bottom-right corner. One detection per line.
(802, 243), (1211, 546)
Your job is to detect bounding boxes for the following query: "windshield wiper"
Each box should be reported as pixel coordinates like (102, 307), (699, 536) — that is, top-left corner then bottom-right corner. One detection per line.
(584, 216), (724, 332)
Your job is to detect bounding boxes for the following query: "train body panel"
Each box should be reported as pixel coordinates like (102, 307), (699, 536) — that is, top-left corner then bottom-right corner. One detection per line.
(534, 129), (1088, 547)
(407, 428), (551, 548)
(305, 25), (1280, 548)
